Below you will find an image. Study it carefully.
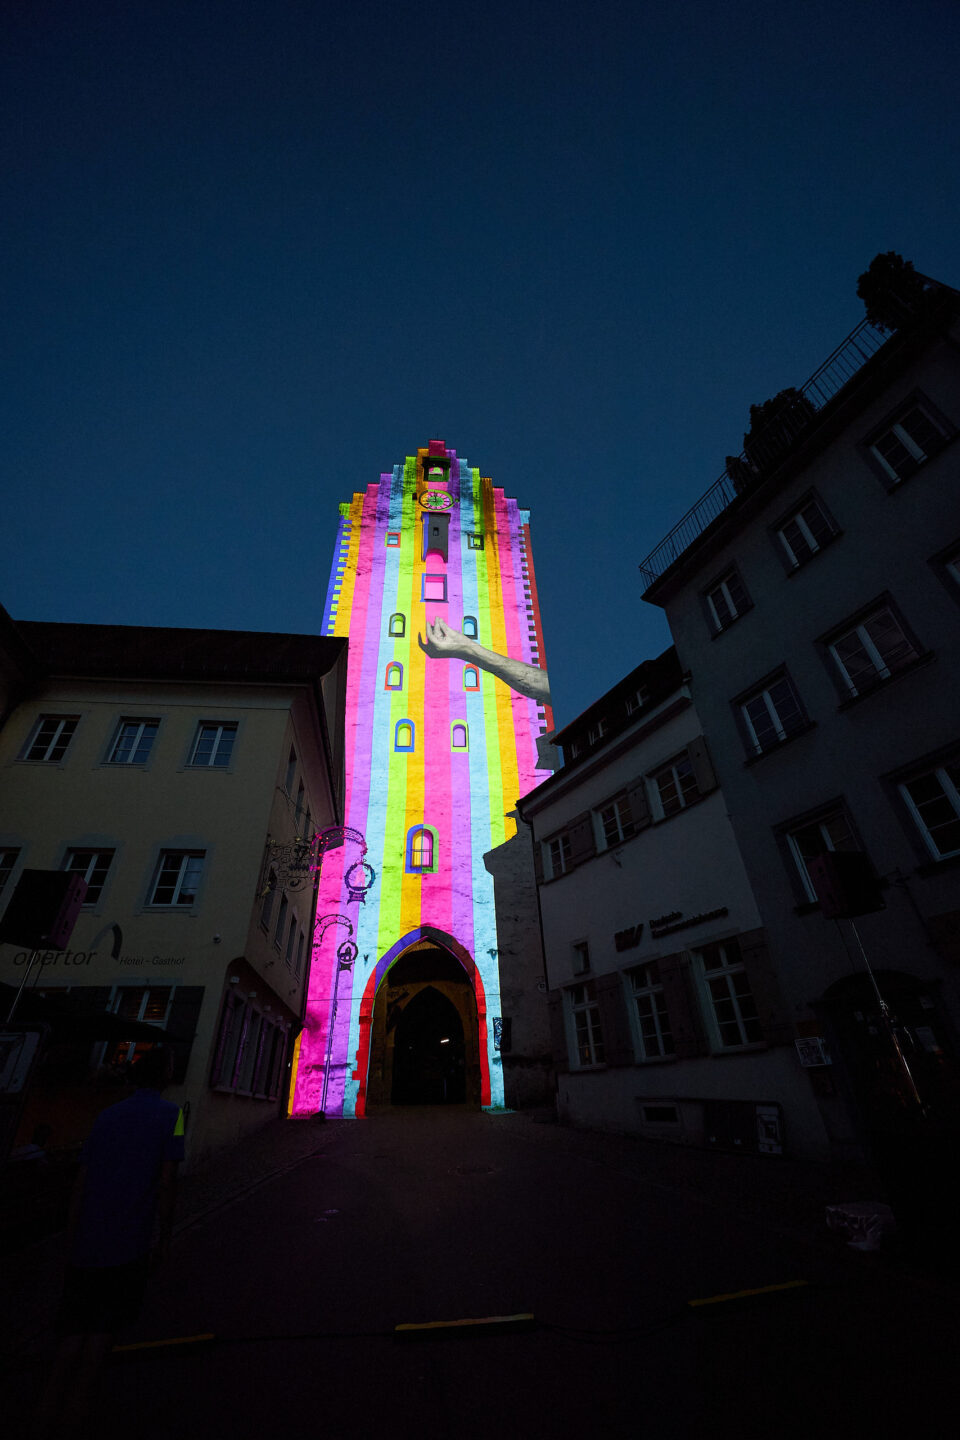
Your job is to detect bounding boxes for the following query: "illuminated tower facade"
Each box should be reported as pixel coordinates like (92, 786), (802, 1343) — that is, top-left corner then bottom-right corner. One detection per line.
(289, 440), (552, 1116)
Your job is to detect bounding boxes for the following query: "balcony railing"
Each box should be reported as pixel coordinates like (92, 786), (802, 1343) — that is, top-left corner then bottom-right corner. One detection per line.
(638, 317), (893, 590)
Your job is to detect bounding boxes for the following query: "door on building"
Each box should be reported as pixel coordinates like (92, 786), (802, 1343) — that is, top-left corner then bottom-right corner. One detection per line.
(821, 970), (960, 1229)
(366, 941), (481, 1109)
(391, 987), (465, 1104)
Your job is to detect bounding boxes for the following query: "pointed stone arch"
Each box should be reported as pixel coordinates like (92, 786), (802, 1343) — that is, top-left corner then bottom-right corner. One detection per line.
(355, 927), (489, 1115)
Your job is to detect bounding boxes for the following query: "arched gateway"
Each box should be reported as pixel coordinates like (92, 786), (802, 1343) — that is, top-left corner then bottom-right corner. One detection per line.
(289, 441), (552, 1118)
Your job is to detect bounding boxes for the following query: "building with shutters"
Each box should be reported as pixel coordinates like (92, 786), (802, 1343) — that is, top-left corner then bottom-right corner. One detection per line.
(0, 612), (347, 1166)
(517, 646), (822, 1157)
(639, 275), (960, 1164)
(288, 440), (554, 1117)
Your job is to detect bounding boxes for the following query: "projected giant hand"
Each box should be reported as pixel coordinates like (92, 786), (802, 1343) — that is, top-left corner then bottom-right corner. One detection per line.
(418, 618), (551, 705)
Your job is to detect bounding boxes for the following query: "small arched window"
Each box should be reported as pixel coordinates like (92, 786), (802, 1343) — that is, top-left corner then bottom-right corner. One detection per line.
(388, 612), (406, 637)
(451, 722), (468, 751)
(385, 662), (403, 691)
(406, 824), (438, 873)
(462, 615), (478, 638)
(395, 720), (414, 752)
(463, 665), (480, 691)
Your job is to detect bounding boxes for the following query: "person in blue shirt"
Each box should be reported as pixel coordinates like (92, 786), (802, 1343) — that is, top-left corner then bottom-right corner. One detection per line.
(32, 1046), (185, 1437)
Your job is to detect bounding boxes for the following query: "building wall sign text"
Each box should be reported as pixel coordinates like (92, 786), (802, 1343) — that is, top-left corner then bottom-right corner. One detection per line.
(649, 906), (729, 938)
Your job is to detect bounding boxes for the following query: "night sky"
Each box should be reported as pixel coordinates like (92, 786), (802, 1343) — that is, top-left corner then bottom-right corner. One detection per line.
(3, 0), (958, 726)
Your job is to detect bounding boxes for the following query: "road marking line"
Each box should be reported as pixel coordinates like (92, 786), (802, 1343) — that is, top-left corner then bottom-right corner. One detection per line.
(687, 1280), (809, 1308)
(395, 1313), (535, 1338)
(113, 1333), (216, 1352)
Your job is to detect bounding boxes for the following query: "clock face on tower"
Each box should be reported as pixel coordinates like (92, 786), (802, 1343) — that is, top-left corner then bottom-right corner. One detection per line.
(419, 490), (453, 511)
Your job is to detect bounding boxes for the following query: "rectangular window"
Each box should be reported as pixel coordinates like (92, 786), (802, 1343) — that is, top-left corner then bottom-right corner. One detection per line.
(385, 531), (401, 547)
(108, 718), (159, 765)
(274, 892), (289, 950)
(776, 497), (836, 568)
(630, 962), (675, 1060)
(828, 604), (919, 697)
(103, 986), (173, 1070)
(597, 793), (634, 848)
(259, 870), (277, 930)
(705, 569), (749, 632)
(546, 832), (572, 878)
(572, 941), (590, 975)
(587, 718), (608, 744)
(295, 930), (305, 979)
(189, 722), (237, 768)
(786, 808), (858, 902)
(900, 763), (960, 860)
(285, 915), (297, 968)
(149, 851), (205, 907)
(625, 686), (649, 715)
(0, 848), (19, 897)
(569, 982), (605, 1066)
(696, 939), (763, 1049)
(21, 715), (79, 763)
(422, 574), (447, 603)
(467, 532), (484, 550)
(739, 673), (807, 756)
(869, 402), (948, 485)
(651, 754), (700, 817)
(285, 748), (297, 793)
(63, 849), (115, 905)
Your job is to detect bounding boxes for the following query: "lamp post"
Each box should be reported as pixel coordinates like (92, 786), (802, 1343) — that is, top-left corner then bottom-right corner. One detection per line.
(319, 939), (358, 1117)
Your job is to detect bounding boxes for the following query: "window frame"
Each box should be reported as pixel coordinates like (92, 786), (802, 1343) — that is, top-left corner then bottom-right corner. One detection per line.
(0, 847), (21, 899)
(463, 665), (480, 691)
(406, 824), (438, 874)
(649, 753), (700, 819)
(694, 939), (765, 1051)
(595, 791), (634, 850)
(462, 616), (479, 639)
(772, 492), (839, 572)
(544, 831), (572, 880)
(450, 721), (469, 751)
(385, 661), (404, 691)
(571, 940), (590, 976)
(421, 574), (448, 604)
(735, 669), (810, 758)
(628, 962), (675, 1062)
(703, 567), (751, 635)
(385, 531), (401, 548)
(106, 717), (160, 767)
(821, 597), (924, 700)
(394, 719), (415, 752)
(62, 848), (116, 907)
(188, 721), (238, 769)
(897, 759), (960, 862)
(388, 612), (406, 637)
(567, 981), (605, 1068)
(20, 714), (80, 764)
(147, 850), (206, 909)
(863, 393), (952, 489)
(466, 532), (484, 550)
(780, 802), (860, 903)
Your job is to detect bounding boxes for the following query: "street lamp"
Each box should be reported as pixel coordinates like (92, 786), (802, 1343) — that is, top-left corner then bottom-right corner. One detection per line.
(318, 939), (358, 1117)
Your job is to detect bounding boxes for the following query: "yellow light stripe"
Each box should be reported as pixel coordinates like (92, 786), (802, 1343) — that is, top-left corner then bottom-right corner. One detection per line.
(687, 1280), (809, 1308)
(395, 1313), (535, 1334)
(113, 1333), (215, 1352)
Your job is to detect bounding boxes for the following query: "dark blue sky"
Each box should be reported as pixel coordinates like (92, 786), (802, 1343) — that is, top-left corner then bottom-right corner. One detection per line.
(3, 0), (958, 725)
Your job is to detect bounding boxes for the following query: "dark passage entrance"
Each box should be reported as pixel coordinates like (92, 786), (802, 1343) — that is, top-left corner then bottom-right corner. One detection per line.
(391, 986), (466, 1105)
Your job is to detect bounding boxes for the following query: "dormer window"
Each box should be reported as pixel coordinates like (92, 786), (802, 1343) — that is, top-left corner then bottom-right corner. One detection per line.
(588, 718), (609, 745)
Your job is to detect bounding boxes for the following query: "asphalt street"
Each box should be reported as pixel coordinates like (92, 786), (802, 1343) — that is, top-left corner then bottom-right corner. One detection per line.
(7, 1109), (954, 1439)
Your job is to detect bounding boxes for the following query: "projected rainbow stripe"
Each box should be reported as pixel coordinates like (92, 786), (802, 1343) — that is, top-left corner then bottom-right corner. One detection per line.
(289, 442), (552, 1116)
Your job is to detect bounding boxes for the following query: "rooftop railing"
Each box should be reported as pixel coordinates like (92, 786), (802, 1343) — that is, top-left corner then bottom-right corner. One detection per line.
(638, 317), (893, 590)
